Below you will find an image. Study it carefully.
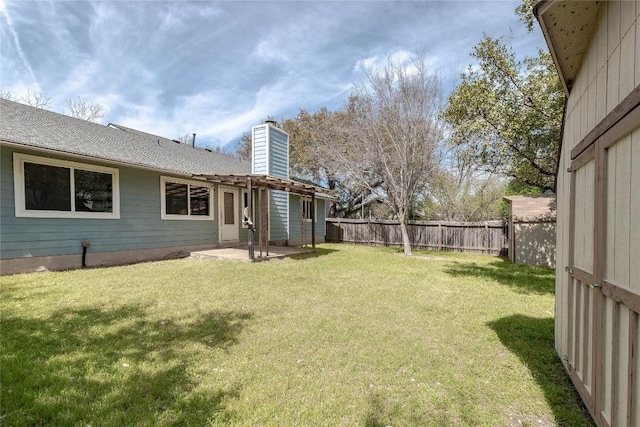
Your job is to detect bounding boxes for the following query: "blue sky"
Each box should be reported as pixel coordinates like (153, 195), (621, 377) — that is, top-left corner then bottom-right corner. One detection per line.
(1, 0), (547, 150)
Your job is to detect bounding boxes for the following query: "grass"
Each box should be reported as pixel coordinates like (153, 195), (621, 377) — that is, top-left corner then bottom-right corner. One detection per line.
(0, 243), (593, 426)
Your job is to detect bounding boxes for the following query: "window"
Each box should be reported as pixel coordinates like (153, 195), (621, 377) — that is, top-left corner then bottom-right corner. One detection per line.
(301, 197), (316, 222)
(161, 176), (213, 220)
(13, 153), (120, 219)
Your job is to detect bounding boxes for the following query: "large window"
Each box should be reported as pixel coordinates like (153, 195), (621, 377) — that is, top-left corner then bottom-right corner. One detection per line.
(13, 153), (120, 219)
(161, 176), (213, 220)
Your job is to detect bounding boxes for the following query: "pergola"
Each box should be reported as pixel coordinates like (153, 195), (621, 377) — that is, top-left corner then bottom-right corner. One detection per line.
(195, 174), (331, 261)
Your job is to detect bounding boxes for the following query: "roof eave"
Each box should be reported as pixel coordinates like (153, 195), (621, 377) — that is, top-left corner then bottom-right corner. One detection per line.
(0, 139), (206, 181)
(534, 0), (602, 96)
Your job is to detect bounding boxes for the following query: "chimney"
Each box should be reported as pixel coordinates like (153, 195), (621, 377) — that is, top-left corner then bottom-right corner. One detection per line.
(251, 120), (289, 179)
(192, 133), (196, 147)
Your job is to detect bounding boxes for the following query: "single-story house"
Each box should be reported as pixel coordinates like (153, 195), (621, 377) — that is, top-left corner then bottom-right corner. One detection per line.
(535, 0), (639, 425)
(0, 99), (330, 274)
(503, 194), (556, 267)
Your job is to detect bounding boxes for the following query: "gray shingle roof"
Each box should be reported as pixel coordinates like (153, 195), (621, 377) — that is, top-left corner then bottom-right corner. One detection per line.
(0, 99), (251, 176)
(503, 195), (557, 223)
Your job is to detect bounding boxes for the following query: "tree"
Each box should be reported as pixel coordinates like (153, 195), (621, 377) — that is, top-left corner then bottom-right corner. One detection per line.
(176, 133), (195, 145)
(233, 111), (383, 218)
(443, 33), (563, 192)
(66, 96), (108, 122)
(0, 89), (51, 109)
(422, 148), (506, 221)
(1, 90), (108, 122)
(322, 54), (445, 255)
(281, 108), (386, 218)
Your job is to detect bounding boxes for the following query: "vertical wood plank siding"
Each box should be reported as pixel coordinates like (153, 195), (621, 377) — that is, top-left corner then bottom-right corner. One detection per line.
(325, 219), (507, 255)
(554, 2), (640, 425)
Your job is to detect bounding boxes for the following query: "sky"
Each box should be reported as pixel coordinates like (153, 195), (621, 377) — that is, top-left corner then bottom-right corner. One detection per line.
(1, 0), (548, 150)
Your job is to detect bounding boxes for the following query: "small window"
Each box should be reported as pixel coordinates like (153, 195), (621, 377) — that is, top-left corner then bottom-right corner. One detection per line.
(161, 176), (213, 220)
(14, 153), (120, 219)
(301, 198), (316, 222)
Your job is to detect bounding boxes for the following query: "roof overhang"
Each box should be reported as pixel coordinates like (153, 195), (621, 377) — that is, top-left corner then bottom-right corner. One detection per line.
(534, 0), (602, 96)
(197, 173), (333, 199)
(0, 139), (210, 179)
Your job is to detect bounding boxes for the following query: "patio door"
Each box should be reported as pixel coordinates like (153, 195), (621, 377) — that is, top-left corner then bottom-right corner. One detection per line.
(219, 186), (238, 242)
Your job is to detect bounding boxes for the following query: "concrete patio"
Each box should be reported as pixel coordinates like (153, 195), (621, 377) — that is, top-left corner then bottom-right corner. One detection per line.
(190, 245), (313, 262)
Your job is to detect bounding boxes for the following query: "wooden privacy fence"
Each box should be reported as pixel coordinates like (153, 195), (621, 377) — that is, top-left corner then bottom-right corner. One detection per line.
(326, 218), (507, 255)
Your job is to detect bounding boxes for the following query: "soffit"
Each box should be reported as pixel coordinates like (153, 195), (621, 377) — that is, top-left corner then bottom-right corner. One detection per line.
(535, 0), (602, 95)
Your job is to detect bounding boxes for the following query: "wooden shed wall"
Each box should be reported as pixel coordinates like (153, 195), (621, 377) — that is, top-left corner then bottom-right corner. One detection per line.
(556, 1), (640, 426)
(513, 222), (556, 267)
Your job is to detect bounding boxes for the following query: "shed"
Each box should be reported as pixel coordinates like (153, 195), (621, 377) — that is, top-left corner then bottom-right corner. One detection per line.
(503, 195), (556, 267)
(536, 1), (640, 425)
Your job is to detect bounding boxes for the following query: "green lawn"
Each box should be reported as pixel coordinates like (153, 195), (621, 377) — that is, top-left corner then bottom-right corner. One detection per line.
(1, 243), (593, 426)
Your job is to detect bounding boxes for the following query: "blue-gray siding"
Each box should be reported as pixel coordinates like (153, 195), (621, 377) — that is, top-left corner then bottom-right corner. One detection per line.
(288, 195), (326, 239)
(0, 148), (222, 259)
(269, 190), (288, 241)
(252, 126), (268, 175)
(268, 127), (289, 179)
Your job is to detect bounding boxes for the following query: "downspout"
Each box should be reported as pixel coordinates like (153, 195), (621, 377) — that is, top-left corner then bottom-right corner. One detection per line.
(245, 176), (255, 261)
(311, 193), (316, 251)
(81, 240), (91, 268)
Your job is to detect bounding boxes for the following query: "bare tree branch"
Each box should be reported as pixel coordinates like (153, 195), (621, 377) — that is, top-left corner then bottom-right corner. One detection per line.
(66, 96), (108, 122)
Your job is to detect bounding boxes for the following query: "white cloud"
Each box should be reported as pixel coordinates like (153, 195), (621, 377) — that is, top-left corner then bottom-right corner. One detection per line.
(0, 0), (38, 87)
(1, 0), (545, 148)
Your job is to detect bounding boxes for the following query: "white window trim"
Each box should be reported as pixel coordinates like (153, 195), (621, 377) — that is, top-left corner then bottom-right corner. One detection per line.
(160, 176), (214, 221)
(13, 152), (120, 219)
(301, 197), (317, 223)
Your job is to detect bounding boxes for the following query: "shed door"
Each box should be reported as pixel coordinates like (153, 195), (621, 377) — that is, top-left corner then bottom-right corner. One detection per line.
(568, 122), (640, 427)
(567, 145), (598, 413)
(597, 128), (640, 427)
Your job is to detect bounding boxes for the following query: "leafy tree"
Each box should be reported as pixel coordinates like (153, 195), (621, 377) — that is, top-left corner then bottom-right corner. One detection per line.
(515, 0), (541, 31)
(443, 0), (563, 192)
(322, 53), (445, 255)
(443, 35), (563, 192)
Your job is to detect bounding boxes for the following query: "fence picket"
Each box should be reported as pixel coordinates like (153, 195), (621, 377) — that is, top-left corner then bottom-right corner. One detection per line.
(326, 219), (507, 255)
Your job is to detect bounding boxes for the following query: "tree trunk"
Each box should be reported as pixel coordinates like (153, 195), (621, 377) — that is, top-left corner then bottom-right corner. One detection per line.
(399, 215), (413, 256)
